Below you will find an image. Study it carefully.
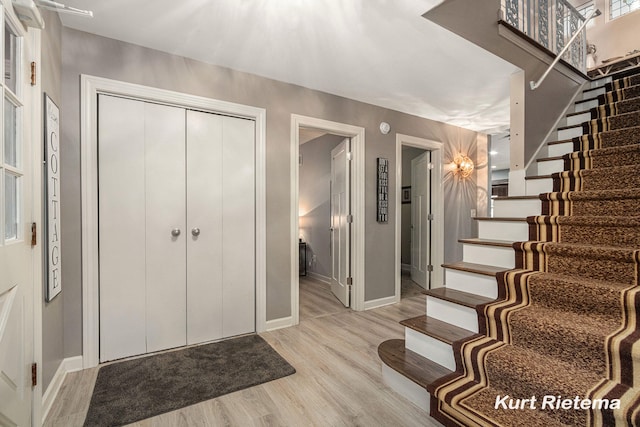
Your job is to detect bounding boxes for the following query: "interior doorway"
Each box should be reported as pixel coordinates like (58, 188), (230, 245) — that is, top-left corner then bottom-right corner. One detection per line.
(395, 134), (444, 302)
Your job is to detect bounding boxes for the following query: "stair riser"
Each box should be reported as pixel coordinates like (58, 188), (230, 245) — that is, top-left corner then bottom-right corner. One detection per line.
(381, 364), (431, 409)
(581, 87), (606, 100)
(525, 178), (553, 196)
(590, 76), (612, 89)
(426, 297), (479, 333)
(575, 99), (599, 113)
(565, 111), (591, 127)
(405, 328), (456, 371)
(558, 126), (584, 140)
(537, 159), (564, 175)
(547, 141), (574, 157)
(445, 269), (498, 299)
(462, 244), (515, 270)
(493, 198), (541, 217)
(478, 220), (528, 241)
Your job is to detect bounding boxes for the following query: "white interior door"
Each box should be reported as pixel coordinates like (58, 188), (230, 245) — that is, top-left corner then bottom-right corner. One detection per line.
(411, 151), (431, 289)
(330, 139), (350, 307)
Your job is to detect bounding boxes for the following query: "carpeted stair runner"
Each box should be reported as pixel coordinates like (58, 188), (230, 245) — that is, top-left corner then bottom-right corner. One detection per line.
(430, 70), (640, 426)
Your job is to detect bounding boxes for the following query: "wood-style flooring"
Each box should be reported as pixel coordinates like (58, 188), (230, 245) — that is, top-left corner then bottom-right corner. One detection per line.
(45, 276), (439, 426)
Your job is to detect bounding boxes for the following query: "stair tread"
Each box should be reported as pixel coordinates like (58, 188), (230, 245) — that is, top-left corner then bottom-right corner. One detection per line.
(458, 238), (514, 248)
(557, 123), (583, 131)
(547, 138), (573, 145)
(525, 174), (553, 180)
(442, 261), (508, 276)
(401, 315), (475, 345)
(473, 216), (527, 221)
(566, 111), (589, 117)
(582, 86), (603, 94)
(575, 96), (598, 105)
(378, 339), (452, 389)
(536, 155), (564, 162)
(423, 287), (495, 308)
(493, 195), (539, 200)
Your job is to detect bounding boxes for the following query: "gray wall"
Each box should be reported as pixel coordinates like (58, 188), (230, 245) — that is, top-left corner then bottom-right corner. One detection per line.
(41, 10), (63, 391)
(400, 147), (426, 266)
(60, 28), (479, 357)
(299, 134), (344, 279)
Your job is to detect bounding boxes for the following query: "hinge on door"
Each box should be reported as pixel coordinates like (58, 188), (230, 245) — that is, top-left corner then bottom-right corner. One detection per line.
(31, 223), (37, 247)
(427, 162), (434, 170)
(347, 152), (353, 161)
(346, 277), (353, 286)
(427, 214), (434, 221)
(427, 265), (434, 272)
(31, 62), (37, 86)
(347, 214), (353, 224)
(31, 363), (37, 387)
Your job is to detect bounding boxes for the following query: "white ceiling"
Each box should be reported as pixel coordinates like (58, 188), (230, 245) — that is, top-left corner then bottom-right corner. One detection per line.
(58, 0), (519, 132)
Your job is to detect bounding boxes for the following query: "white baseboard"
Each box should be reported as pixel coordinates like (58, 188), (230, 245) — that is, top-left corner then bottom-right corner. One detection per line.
(364, 295), (398, 310)
(401, 263), (411, 273)
(265, 316), (293, 331)
(42, 356), (84, 423)
(307, 271), (331, 284)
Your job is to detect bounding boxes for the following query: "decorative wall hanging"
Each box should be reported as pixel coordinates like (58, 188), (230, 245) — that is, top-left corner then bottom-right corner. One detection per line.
(45, 94), (62, 302)
(377, 158), (389, 222)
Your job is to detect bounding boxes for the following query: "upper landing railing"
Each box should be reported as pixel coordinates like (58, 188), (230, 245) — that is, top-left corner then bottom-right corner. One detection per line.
(500, 0), (589, 73)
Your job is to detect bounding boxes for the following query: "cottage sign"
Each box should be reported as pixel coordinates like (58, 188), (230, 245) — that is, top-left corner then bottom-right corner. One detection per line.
(45, 95), (62, 301)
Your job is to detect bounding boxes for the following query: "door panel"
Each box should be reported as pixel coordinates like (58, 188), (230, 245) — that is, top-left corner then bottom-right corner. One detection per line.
(144, 103), (187, 353)
(411, 152), (431, 289)
(330, 139), (350, 307)
(221, 116), (256, 337)
(186, 111), (223, 345)
(98, 95), (147, 361)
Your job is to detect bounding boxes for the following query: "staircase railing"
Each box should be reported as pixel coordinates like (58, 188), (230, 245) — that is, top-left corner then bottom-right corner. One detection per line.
(500, 0), (593, 74)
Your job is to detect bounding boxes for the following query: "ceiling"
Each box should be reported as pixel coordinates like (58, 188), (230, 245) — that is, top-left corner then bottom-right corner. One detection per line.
(58, 0), (519, 132)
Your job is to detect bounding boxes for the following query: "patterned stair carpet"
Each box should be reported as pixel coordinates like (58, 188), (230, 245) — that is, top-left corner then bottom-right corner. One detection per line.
(430, 74), (640, 426)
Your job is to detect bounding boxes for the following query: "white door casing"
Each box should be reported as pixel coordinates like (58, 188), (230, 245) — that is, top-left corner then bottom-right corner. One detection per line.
(330, 139), (350, 307)
(410, 152), (431, 289)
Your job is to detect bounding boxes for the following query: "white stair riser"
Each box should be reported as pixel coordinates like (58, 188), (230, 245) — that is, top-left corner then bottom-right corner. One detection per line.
(590, 77), (611, 89)
(558, 126), (583, 140)
(575, 99), (599, 113)
(493, 198), (540, 217)
(581, 87), (605, 100)
(381, 364), (431, 409)
(537, 159), (564, 175)
(478, 220), (528, 241)
(426, 297), (478, 333)
(405, 328), (455, 371)
(525, 178), (553, 196)
(445, 269), (499, 299)
(548, 141), (573, 157)
(462, 244), (515, 269)
(566, 112), (591, 127)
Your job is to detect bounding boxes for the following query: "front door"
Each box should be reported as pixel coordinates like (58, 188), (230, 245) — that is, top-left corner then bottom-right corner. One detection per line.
(411, 151), (431, 289)
(330, 139), (350, 307)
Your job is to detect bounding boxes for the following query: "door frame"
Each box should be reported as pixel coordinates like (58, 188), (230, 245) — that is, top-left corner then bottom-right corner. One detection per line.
(80, 75), (267, 368)
(290, 115), (365, 326)
(395, 134), (444, 301)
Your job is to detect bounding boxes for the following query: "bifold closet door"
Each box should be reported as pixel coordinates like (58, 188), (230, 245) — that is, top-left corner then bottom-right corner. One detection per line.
(186, 111), (255, 344)
(98, 95), (187, 362)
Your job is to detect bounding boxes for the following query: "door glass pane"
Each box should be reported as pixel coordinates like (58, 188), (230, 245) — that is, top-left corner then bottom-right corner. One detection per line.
(4, 172), (19, 240)
(4, 26), (17, 94)
(4, 97), (17, 167)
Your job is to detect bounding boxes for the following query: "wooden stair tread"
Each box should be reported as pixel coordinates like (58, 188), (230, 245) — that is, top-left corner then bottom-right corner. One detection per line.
(473, 216), (527, 221)
(525, 174), (553, 180)
(401, 315), (475, 345)
(576, 96), (599, 105)
(423, 287), (494, 308)
(557, 123), (582, 131)
(458, 238), (514, 248)
(442, 261), (507, 276)
(536, 155), (564, 162)
(582, 86), (603, 94)
(565, 110), (589, 117)
(547, 138), (573, 145)
(493, 195), (539, 200)
(378, 339), (452, 389)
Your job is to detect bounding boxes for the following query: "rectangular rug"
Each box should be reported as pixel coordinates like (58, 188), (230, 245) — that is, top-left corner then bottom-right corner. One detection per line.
(83, 334), (295, 426)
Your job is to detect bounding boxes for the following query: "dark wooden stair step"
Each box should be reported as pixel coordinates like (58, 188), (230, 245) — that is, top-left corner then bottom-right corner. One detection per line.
(423, 287), (494, 308)
(525, 174), (553, 180)
(493, 195), (539, 201)
(378, 339), (452, 390)
(575, 96), (599, 105)
(400, 315), (474, 345)
(473, 216), (527, 221)
(557, 123), (583, 131)
(442, 261), (507, 277)
(458, 238), (514, 248)
(547, 138), (573, 146)
(536, 155), (564, 162)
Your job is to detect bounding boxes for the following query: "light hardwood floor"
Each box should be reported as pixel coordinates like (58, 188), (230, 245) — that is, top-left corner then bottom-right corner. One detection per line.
(45, 278), (439, 426)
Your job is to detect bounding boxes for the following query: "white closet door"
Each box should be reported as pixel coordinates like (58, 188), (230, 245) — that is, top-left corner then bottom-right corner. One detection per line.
(186, 111), (223, 344)
(144, 103), (187, 353)
(221, 116), (255, 337)
(99, 95), (147, 361)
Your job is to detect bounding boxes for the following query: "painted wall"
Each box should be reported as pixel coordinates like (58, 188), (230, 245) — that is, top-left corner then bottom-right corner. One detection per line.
(60, 28), (479, 356)
(585, 4), (640, 66)
(41, 9), (63, 391)
(298, 134), (344, 279)
(400, 147), (426, 266)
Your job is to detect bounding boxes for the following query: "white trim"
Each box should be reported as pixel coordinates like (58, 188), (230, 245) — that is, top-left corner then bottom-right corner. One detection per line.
(395, 134), (445, 304)
(401, 263), (411, 273)
(290, 115), (366, 326)
(265, 316), (293, 331)
(41, 356), (83, 423)
(307, 272), (331, 285)
(364, 295), (397, 310)
(80, 75), (267, 368)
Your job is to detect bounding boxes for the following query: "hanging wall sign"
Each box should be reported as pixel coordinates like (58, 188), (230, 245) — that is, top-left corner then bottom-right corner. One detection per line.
(377, 158), (389, 223)
(45, 94), (62, 302)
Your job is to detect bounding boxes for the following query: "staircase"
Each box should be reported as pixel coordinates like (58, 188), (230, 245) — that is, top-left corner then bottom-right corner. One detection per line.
(379, 67), (640, 426)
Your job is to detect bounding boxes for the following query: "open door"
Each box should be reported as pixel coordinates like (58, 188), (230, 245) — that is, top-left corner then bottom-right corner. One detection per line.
(330, 138), (351, 307)
(411, 151), (431, 289)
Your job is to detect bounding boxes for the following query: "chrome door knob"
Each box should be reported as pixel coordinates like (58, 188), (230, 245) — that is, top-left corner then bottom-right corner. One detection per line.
(191, 227), (201, 237)
(171, 228), (181, 237)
